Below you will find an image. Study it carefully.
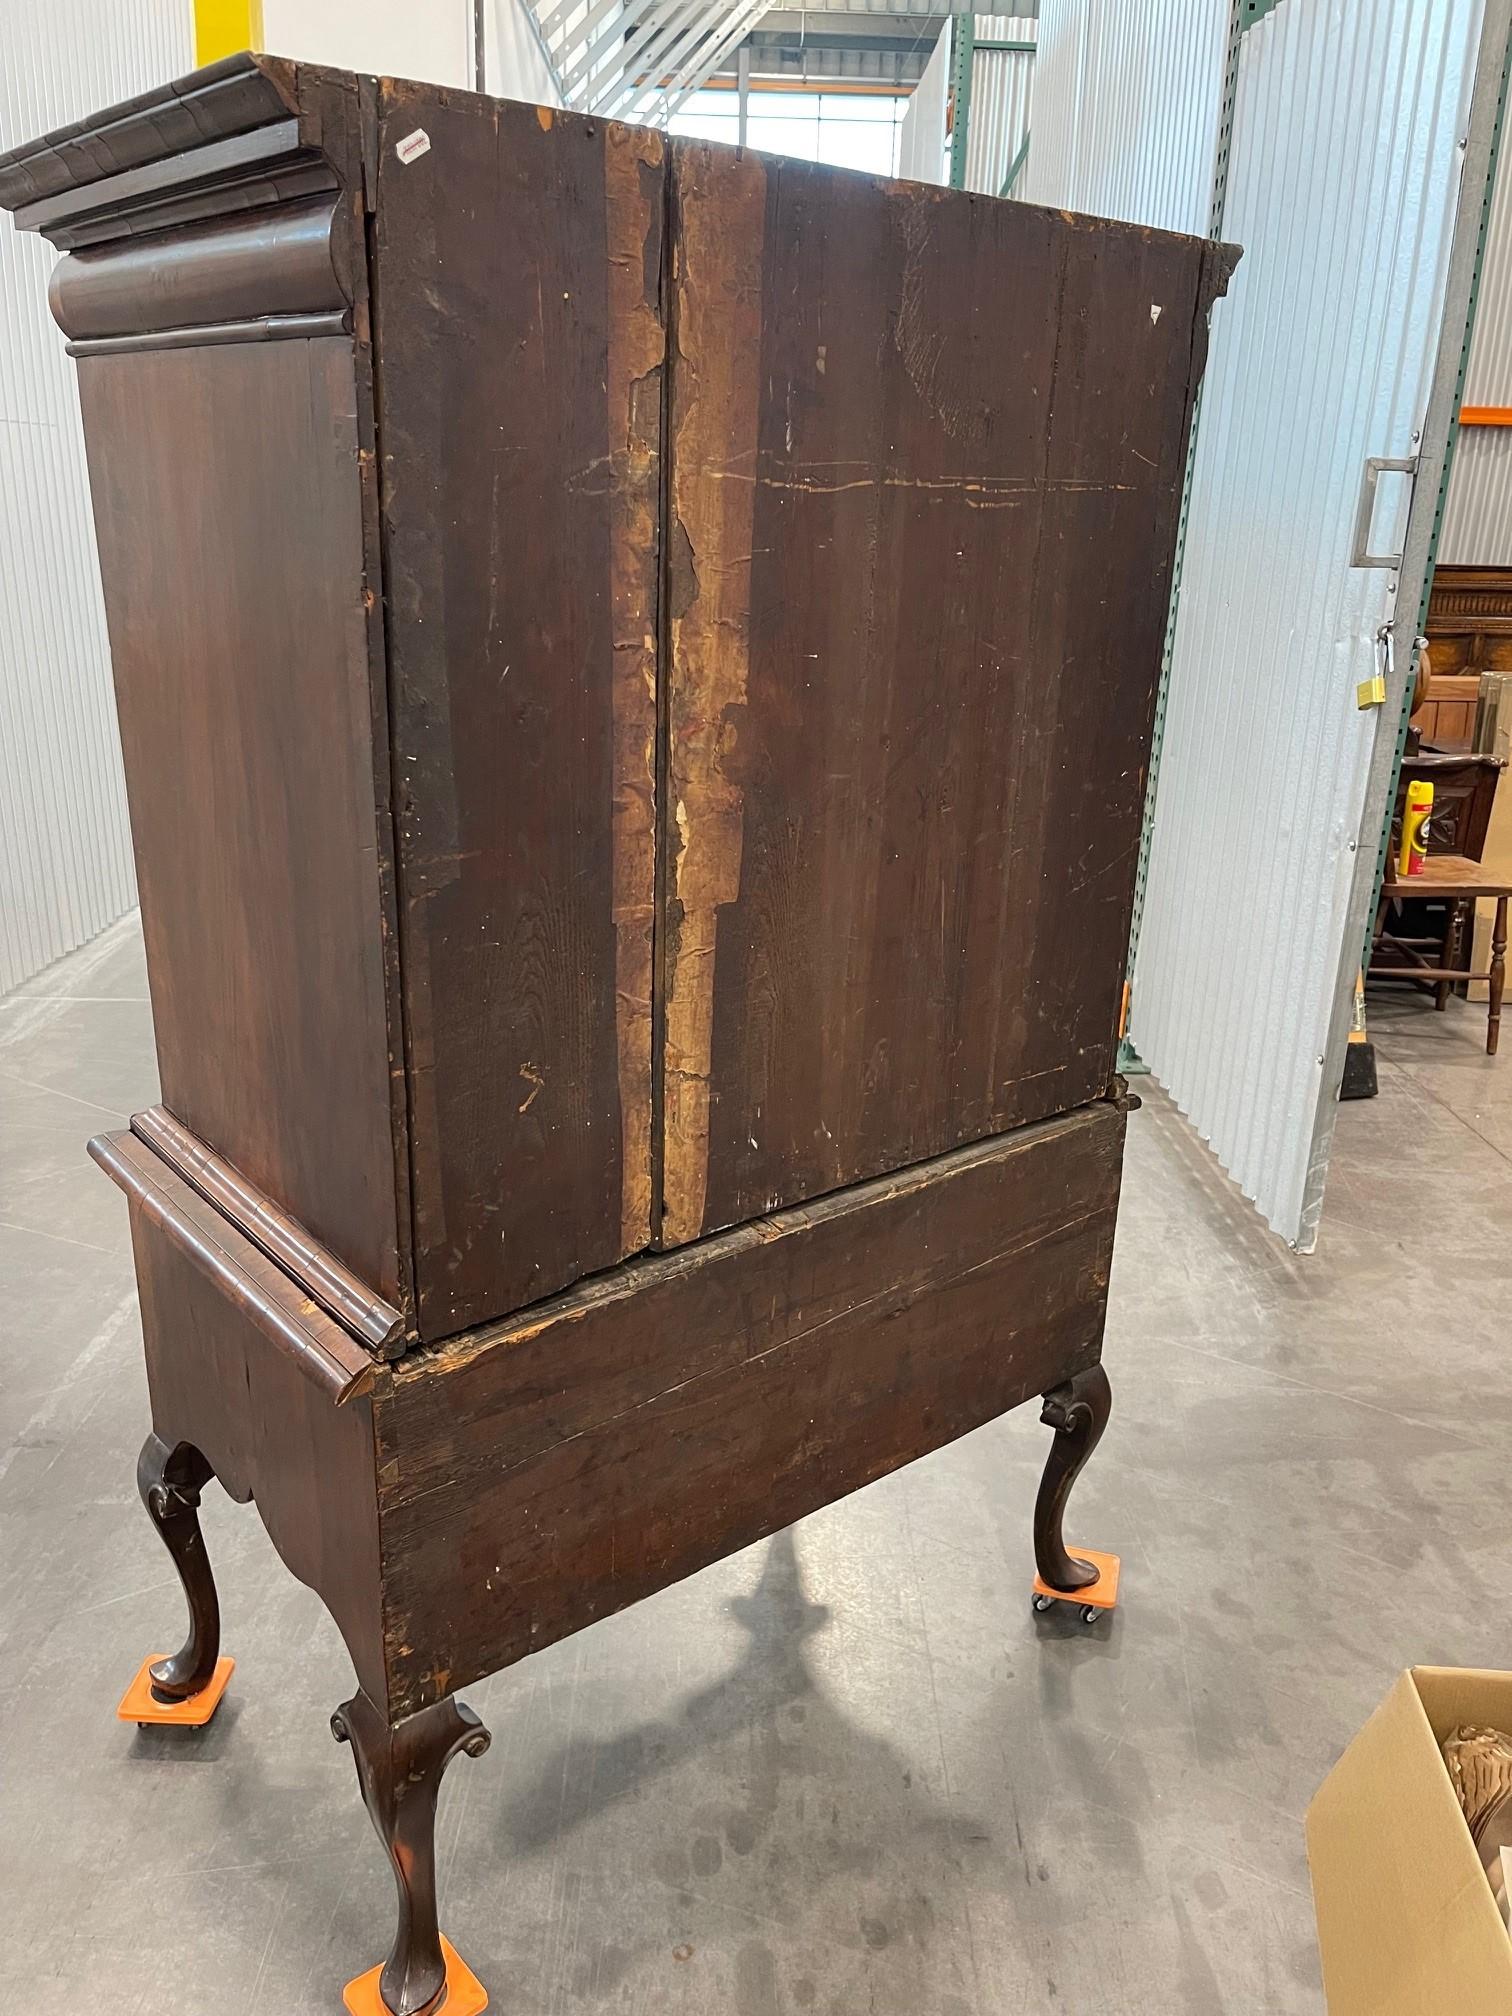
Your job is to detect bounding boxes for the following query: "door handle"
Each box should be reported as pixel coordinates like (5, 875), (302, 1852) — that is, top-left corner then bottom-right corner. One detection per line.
(1350, 455), (1417, 568)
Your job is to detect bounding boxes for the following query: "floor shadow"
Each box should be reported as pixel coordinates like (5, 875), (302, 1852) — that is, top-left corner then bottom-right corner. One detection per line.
(492, 1525), (1009, 1998)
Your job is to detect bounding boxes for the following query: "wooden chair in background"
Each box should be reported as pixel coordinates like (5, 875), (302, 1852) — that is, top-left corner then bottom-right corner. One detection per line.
(1369, 752), (1509, 1053)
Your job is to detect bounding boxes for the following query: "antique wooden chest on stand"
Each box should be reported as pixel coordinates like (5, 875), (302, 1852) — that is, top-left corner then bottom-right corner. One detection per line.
(0, 54), (1233, 2014)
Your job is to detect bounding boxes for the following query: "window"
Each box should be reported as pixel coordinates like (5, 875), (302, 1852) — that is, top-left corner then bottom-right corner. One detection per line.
(668, 88), (908, 178)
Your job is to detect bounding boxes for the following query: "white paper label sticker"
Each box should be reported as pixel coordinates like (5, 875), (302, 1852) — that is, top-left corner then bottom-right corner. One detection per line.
(396, 128), (431, 165)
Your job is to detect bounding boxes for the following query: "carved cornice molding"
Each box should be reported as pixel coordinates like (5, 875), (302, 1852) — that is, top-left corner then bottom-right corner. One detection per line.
(49, 193), (349, 350)
(0, 53), (361, 354)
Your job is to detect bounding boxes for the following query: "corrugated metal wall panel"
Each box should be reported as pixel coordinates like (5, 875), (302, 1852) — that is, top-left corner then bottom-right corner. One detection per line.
(1020, 0), (1228, 236)
(1441, 80), (1512, 562)
(0, 0), (192, 994)
(1018, 0), (1080, 216)
(1132, 0), (1484, 1246)
(1441, 431), (1512, 560)
(964, 16), (1034, 197)
(1462, 102), (1512, 409)
(898, 18), (951, 183)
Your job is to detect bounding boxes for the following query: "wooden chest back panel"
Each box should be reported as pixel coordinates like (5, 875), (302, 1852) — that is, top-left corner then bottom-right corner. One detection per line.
(78, 336), (405, 1306)
(661, 150), (1205, 1245)
(372, 84), (664, 1339)
(36, 68), (1224, 1348)
(375, 1099), (1122, 1715)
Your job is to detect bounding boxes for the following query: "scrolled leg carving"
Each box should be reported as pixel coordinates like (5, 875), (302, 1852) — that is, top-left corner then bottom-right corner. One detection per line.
(1033, 1363), (1112, 1594)
(332, 1688), (492, 2016)
(137, 1431), (220, 1701)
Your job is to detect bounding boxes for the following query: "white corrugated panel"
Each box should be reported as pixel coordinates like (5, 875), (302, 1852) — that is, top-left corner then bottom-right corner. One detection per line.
(1441, 431), (1512, 560)
(1440, 86), (1512, 562)
(897, 18), (950, 184)
(0, 0), (192, 994)
(964, 16), (1034, 197)
(1462, 114), (1512, 407)
(1020, 0), (1227, 236)
(1133, 0), (1483, 1247)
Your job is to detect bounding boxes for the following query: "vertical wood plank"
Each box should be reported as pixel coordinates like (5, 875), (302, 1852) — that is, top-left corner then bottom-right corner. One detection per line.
(373, 90), (665, 1335)
(661, 143), (768, 1247)
(605, 123), (664, 1256)
(660, 157), (1209, 1244)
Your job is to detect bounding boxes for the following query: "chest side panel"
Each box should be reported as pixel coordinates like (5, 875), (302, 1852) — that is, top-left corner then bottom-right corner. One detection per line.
(79, 333), (405, 1306)
(372, 86), (664, 1338)
(662, 149), (1206, 1244)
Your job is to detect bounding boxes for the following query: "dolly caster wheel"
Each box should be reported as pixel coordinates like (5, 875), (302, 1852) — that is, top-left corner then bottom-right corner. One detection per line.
(118, 1654), (234, 1728)
(1030, 1548), (1120, 1627)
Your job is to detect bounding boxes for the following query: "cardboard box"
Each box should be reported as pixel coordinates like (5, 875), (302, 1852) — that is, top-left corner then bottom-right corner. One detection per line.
(1307, 1668), (1512, 2014)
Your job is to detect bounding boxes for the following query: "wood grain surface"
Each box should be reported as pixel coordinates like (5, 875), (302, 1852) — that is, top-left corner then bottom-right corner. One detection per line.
(660, 153), (1216, 1244)
(78, 334), (406, 1306)
(375, 1098), (1122, 1714)
(129, 1104), (404, 1356)
(372, 85), (664, 1338)
(90, 1128), (378, 1402)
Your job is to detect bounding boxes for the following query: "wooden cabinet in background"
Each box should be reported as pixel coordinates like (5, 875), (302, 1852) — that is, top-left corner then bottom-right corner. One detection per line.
(1419, 564), (1512, 748)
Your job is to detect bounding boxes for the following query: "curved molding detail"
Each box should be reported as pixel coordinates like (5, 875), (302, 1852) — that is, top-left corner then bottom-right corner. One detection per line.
(0, 53), (363, 352)
(0, 53), (299, 215)
(65, 312), (350, 358)
(131, 1105), (405, 1357)
(50, 193), (350, 343)
(88, 1129), (379, 1403)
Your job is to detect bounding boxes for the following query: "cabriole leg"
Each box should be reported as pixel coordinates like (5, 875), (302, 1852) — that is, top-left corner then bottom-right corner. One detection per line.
(136, 1431), (220, 1701)
(332, 1688), (492, 2016)
(1033, 1363), (1112, 1594)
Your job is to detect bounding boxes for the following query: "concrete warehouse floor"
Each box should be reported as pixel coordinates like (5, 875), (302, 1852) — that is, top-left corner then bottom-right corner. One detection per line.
(2, 916), (1510, 2014)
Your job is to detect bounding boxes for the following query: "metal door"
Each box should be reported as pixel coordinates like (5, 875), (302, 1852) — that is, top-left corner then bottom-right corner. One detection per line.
(1131, 0), (1489, 1247)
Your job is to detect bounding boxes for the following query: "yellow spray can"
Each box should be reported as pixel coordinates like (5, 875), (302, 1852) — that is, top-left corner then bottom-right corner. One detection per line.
(1399, 779), (1432, 877)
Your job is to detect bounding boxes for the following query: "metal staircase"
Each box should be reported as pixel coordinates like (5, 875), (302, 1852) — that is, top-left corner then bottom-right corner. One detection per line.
(522, 0), (776, 124)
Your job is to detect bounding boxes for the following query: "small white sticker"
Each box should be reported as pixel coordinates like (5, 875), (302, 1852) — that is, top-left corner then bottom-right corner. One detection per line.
(395, 128), (431, 165)
(1150, 302), (1163, 325)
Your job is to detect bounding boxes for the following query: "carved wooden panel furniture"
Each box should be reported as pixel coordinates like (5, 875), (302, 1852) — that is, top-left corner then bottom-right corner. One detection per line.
(0, 55), (1233, 2016)
(1419, 564), (1512, 749)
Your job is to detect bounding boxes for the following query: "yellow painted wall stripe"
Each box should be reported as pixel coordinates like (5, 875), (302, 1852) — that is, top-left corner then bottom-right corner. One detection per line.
(194, 0), (263, 65)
